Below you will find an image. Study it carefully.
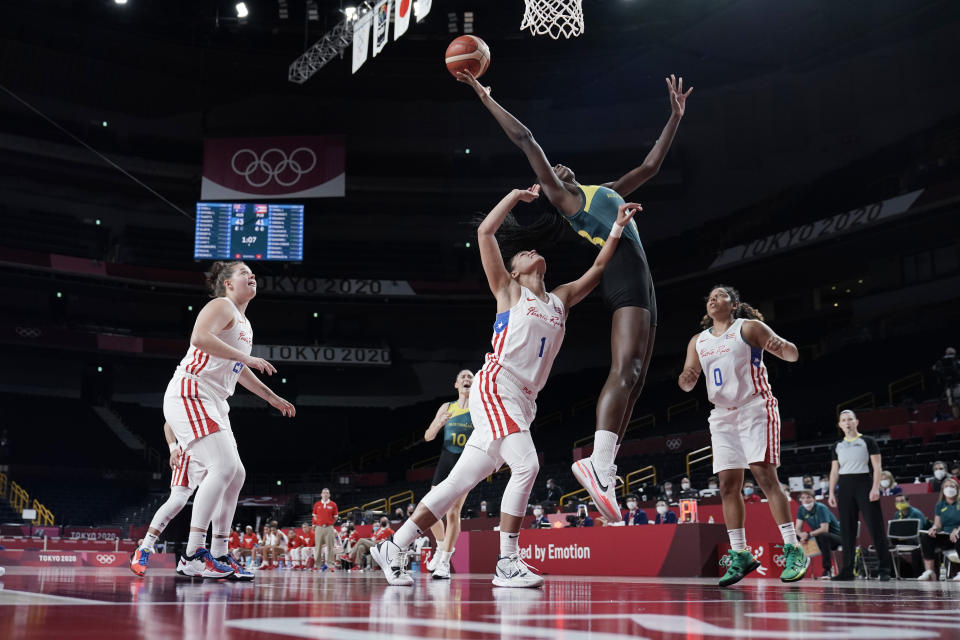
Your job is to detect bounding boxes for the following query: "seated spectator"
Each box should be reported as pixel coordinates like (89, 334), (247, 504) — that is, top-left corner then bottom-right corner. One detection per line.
(565, 504), (594, 528)
(393, 507), (405, 523)
(699, 476), (720, 498)
(530, 505), (550, 528)
(678, 477), (699, 500)
(815, 475), (831, 498)
(879, 470), (903, 496)
(794, 490), (842, 579)
(893, 494), (932, 529)
(659, 481), (677, 503)
(929, 461), (952, 494)
(545, 478), (563, 504)
(801, 475), (815, 491)
(406, 504), (416, 519)
(623, 494), (648, 525)
(653, 500), (678, 524)
(917, 477), (960, 581)
(742, 480), (762, 504)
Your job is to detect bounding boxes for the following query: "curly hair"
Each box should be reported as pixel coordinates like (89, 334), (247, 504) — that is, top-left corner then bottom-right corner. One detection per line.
(700, 284), (764, 329)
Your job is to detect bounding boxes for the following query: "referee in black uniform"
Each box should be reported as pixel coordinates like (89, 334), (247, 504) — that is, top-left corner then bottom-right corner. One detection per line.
(827, 409), (892, 580)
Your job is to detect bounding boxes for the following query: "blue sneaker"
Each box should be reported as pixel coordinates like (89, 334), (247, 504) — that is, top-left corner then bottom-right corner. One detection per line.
(130, 547), (151, 577)
(176, 548), (234, 579)
(217, 554), (254, 581)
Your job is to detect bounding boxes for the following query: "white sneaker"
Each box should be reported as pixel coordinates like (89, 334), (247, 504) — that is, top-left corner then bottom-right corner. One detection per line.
(176, 548), (234, 579)
(370, 540), (414, 586)
(492, 554), (544, 588)
(916, 569), (937, 581)
(951, 572), (960, 581)
(426, 548), (442, 572)
(433, 559), (451, 579)
(0, 566), (5, 577)
(571, 458), (622, 523)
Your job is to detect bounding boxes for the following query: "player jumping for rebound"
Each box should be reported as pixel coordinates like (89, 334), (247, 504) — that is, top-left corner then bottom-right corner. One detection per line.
(371, 184), (639, 587)
(678, 285), (808, 586)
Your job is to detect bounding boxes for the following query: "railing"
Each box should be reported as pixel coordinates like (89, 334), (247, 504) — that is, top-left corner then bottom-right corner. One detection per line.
(9, 481), (29, 513)
(338, 506), (360, 519)
(623, 465), (657, 497)
(410, 454), (440, 470)
(0, 471), (7, 499)
(558, 486), (589, 506)
(361, 498), (387, 512)
(667, 399), (699, 422)
(386, 490), (414, 513)
(888, 371), (925, 405)
(331, 461), (352, 473)
(836, 392), (876, 417)
(486, 464), (511, 483)
(572, 433), (594, 448)
(685, 446), (713, 478)
(32, 499), (54, 526)
(622, 413), (656, 439)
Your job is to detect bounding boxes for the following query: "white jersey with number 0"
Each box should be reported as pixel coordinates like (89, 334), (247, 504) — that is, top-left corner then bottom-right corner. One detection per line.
(696, 318), (774, 409)
(174, 298), (253, 399)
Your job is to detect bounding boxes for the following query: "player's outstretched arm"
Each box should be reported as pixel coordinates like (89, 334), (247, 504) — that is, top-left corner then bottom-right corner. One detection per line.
(456, 70), (579, 215)
(605, 74), (692, 198)
(678, 334), (703, 392)
(424, 403), (452, 442)
(478, 186), (540, 307)
(552, 203), (639, 309)
(238, 367), (296, 417)
(741, 320), (799, 362)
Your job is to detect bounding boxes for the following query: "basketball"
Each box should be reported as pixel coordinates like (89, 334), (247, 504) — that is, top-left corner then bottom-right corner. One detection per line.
(444, 35), (491, 78)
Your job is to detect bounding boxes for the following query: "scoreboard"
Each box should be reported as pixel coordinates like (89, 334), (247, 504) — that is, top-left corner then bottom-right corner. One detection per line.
(194, 203), (304, 261)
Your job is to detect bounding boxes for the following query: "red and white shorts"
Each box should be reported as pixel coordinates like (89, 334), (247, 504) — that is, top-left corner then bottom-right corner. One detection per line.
(467, 365), (536, 452)
(170, 450), (206, 491)
(708, 394), (781, 473)
(163, 373), (230, 450)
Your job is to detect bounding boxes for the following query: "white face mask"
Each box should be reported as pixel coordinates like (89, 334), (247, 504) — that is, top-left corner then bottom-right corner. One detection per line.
(533, 508), (543, 516)
(934, 469), (947, 480)
(820, 480), (828, 489)
(802, 502), (815, 511)
(681, 483), (690, 490)
(708, 484), (718, 490)
(480, 503), (487, 512)
(664, 488), (673, 495)
(656, 505), (668, 515)
(944, 486), (958, 498)
(880, 479), (891, 488)
(626, 501), (637, 510)
(743, 487), (754, 496)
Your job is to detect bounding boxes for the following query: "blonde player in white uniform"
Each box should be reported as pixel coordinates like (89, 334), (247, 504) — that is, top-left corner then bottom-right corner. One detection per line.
(164, 261), (295, 579)
(678, 284), (807, 587)
(371, 184), (639, 587)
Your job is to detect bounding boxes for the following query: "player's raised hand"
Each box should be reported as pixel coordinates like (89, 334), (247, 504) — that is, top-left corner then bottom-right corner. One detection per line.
(243, 355), (277, 376)
(456, 69), (492, 99)
(269, 395), (296, 418)
(514, 184), (540, 203)
(617, 202), (642, 226)
(666, 74), (693, 117)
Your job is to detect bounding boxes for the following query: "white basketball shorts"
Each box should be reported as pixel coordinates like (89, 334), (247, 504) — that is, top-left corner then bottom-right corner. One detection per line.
(709, 394), (781, 473)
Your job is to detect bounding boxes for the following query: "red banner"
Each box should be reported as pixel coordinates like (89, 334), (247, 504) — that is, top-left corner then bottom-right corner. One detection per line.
(202, 136), (345, 200)
(0, 550), (175, 568)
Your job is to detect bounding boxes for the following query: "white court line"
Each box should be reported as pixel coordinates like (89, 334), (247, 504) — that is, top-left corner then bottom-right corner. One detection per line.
(0, 589), (109, 605)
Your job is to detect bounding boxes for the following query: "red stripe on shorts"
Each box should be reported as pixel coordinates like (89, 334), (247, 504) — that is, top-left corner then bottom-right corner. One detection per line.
(180, 377), (201, 440)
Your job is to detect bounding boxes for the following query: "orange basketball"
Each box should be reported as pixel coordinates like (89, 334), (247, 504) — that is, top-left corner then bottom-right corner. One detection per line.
(444, 35), (491, 78)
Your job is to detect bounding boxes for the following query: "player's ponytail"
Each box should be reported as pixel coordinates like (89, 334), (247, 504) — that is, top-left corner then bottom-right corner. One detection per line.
(700, 284), (764, 329)
(206, 261), (243, 298)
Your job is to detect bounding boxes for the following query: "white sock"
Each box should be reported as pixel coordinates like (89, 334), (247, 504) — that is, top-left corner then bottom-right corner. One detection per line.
(186, 531), (206, 556)
(727, 528), (747, 552)
(590, 430), (618, 470)
(778, 522), (798, 545)
(141, 532), (159, 551)
(438, 549), (450, 563)
(210, 535), (229, 558)
(393, 520), (421, 550)
(500, 531), (519, 557)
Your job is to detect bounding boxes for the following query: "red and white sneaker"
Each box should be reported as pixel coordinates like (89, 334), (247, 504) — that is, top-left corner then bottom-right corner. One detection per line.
(571, 458), (622, 523)
(129, 547), (151, 577)
(176, 548), (234, 579)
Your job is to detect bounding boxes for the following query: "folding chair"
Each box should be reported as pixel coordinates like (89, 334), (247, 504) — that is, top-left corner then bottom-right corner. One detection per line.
(887, 518), (921, 579)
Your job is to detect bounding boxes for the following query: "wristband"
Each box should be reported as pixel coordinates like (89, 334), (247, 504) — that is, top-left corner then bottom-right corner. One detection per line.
(169, 442), (180, 453)
(609, 223), (624, 239)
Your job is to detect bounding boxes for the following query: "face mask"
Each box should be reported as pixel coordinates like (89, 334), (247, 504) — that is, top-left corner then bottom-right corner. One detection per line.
(934, 469), (947, 480)
(820, 481), (828, 489)
(480, 503), (487, 512)
(664, 489), (673, 495)
(372, 525), (379, 532)
(895, 502), (909, 511)
(681, 483), (690, 490)
(656, 505), (668, 515)
(533, 508), (543, 516)
(626, 501), (637, 510)
(743, 487), (754, 496)
(802, 502), (815, 511)
(880, 479), (891, 488)
(944, 487), (958, 498)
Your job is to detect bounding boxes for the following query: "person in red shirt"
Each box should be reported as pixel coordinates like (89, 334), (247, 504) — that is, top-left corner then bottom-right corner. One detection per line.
(286, 527), (304, 569)
(238, 525), (259, 568)
(743, 480), (763, 504)
(312, 488), (338, 571)
(351, 517), (394, 568)
(228, 528), (242, 562)
(298, 522), (316, 570)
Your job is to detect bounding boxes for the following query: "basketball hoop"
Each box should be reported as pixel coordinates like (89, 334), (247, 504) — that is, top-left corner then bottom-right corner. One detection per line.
(521, 0), (584, 39)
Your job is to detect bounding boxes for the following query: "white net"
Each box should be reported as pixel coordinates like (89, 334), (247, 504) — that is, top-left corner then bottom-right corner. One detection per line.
(521, 0), (584, 39)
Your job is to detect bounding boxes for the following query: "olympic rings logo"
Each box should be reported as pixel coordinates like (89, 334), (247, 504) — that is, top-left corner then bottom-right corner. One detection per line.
(666, 438), (682, 451)
(230, 147), (317, 187)
(15, 326), (42, 338)
(95, 554), (117, 565)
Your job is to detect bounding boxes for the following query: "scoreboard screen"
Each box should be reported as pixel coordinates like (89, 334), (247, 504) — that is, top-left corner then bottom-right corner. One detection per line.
(194, 203), (304, 261)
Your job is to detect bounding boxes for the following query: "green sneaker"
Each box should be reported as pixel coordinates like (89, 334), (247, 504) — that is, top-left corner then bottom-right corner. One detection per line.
(779, 543), (810, 582)
(719, 549), (761, 588)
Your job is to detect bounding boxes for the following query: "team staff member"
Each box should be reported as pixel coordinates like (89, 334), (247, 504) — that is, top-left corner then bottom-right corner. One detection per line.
(795, 490), (842, 578)
(917, 476), (960, 581)
(623, 494), (648, 525)
(894, 494), (932, 528)
(828, 410), (892, 580)
(313, 487), (338, 571)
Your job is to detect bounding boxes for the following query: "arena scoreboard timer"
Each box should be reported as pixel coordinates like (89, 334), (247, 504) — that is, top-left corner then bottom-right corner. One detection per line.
(194, 203), (304, 261)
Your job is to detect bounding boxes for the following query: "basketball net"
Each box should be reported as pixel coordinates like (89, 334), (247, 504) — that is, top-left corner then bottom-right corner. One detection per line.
(521, 0), (584, 39)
